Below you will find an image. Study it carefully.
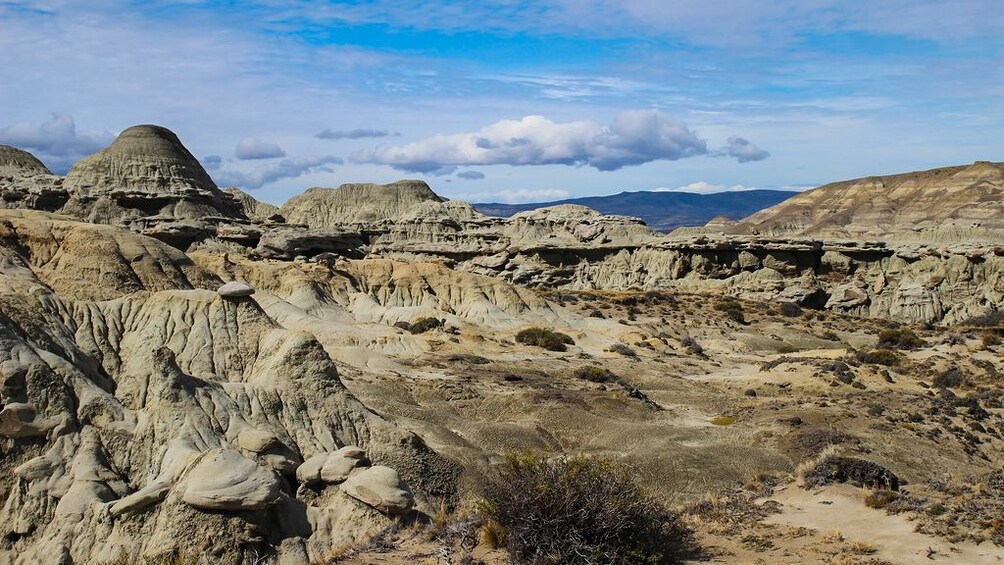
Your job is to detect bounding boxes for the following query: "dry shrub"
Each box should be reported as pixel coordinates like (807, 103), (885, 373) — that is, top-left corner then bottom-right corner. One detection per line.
(856, 349), (900, 366)
(516, 327), (575, 352)
(799, 448), (900, 490)
(876, 328), (926, 350)
(480, 452), (694, 564)
(409, 317), (442, 334)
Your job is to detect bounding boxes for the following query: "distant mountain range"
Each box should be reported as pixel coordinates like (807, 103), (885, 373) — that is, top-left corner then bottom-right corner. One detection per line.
(474, 189), (799, 231)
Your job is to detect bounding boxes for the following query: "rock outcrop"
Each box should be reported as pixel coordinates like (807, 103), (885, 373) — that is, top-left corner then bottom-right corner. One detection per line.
(0, 209), (459, 563)
(0, 145), (66, 211)
(281, 180), (443, 226)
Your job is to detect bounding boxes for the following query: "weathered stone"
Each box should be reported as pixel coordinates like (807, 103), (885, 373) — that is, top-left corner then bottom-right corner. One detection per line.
(341, 466), (413, 515)
(217, 280), (255, 298)
(182, 450), (282, 511)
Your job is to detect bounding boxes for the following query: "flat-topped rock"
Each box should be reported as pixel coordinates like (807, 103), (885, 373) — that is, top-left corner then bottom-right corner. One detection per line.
(217, 280), (255, 297)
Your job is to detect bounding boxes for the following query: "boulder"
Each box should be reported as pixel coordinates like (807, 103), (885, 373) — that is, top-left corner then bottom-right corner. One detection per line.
(341, 465), (413, 515)
(217, 280), (255, 298)
(182, 450), (282, 511)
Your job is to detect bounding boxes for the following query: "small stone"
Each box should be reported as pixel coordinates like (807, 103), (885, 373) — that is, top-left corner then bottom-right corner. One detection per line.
(217, 280), (255, 298)
(744, 389), (758, 397)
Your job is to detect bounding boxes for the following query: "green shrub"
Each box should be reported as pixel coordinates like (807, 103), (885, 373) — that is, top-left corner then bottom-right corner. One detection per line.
(573, 366), (619, 384)
(876, 328), (926, 350)
(857, 349), (900, 366)
(516, 327), (575, 352)
(480, 453), (693, 564)
(409, 317), (442, 334)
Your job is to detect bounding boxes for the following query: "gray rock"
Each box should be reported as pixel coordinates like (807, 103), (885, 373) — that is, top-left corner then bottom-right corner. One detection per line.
(182, 450), (282, 511)
(217, 280), (255, 298)
(341, 465), (413, 515)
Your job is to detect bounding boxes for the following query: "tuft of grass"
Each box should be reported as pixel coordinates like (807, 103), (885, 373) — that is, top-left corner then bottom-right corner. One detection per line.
(864, 489), (900, 509)
(711, 416), (737, 426)
(515, 327), (575, 352)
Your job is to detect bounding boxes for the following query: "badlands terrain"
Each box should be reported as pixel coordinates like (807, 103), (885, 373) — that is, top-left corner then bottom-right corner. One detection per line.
(0, 125), (1002, 564)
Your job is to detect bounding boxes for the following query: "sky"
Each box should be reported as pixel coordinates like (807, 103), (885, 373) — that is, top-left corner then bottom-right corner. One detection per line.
(1, 1), (1002, 205)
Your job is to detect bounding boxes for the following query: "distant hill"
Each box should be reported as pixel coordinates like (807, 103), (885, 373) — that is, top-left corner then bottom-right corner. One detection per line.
(474, 189), (798, 231)
(731, 161), (1004, 244)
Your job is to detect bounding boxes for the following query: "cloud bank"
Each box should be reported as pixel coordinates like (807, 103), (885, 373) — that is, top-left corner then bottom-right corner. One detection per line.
(213, 155), (343, 189)
(235, 137), (286, 160)
(0, 115), (113, 173)
(354, 110), (766, 173)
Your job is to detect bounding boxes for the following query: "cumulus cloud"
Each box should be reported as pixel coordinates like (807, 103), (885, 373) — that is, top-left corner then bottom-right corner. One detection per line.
(235, 137), (286, 160)
(0, 114), (113, 173)
(201, 155), (222, 170)
(717, 136), (770, 163)
(457, 170), (485, 180)
(316, 128), (394, 140)
(353, 110), (763, 172)
(213, 155), (342, 189)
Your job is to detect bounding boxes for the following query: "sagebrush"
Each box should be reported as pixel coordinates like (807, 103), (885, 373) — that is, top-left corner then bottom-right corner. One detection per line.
(480, 452), (693, 564)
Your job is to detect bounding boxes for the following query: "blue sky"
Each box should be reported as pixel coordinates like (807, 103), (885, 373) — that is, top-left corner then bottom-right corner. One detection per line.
(1, 1), (1002, 204)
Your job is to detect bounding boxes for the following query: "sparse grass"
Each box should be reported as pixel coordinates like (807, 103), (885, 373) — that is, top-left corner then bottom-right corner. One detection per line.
(713, 299), (746, 324)
(740, 533), (774, 552)
(516, 327), (575, 352)
(711, 416), (737, 426)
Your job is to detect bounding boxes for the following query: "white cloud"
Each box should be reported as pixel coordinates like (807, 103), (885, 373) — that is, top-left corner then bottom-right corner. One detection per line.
(235, 137), (286, 160)
(0, 114), (113, 173)
(213, 155), (343, 189)
(717, 136), (770, 163)
(351, 109), (761, 172)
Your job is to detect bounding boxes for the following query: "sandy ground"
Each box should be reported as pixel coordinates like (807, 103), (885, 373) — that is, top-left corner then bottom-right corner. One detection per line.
(765, 484), (1004, 564)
